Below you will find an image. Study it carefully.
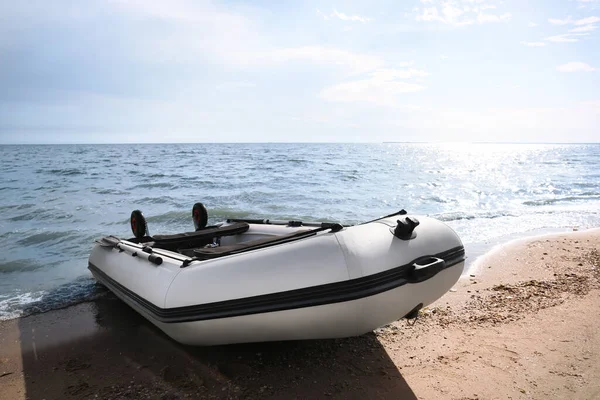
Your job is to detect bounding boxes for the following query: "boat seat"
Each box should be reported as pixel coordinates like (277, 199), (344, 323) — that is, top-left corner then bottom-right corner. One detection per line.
(192, 228), (317, 260)
(149, 222), (250, 251)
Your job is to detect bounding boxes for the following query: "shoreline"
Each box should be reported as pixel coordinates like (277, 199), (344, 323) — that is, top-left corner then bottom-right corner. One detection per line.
(466, 227), (600, 275)
(462, 226), (579, 273)
(0, 225), (582, 322)
(1, 228), (599, 399)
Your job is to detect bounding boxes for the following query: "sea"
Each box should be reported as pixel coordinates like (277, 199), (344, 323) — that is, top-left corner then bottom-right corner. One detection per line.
(1, 143), (599, 320)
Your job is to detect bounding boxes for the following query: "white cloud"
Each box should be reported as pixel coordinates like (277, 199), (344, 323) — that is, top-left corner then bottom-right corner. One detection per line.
(103, 1), (384, 76)
(528, 21), (538, 27)
(569, 24), (598, 32)
(442, 3), (465, 21)
(440, 55), (449, 59)
(548, 15), (599, 26)
(416, 7), (445, 23)
(545, 33), (589, 43)
(576, 0), (600, 8)
(545, 35), (577, 43)
(317, 8), (372, 23)
(316, 9), (330, 20)
(319, 68), (428, 107)
(556, 62), (597, 72)
(575, 16), (600, 25)
(415, 0), (510, 26)
(521, 41), (546, 47)
(106, 0), (270, 68)
(416, 6), (473, 25)
(544, 15), (598, 44)
(549, 16), (574, 25)
(476, 12), (511, 23)
(331, 9), (372, 23)
(274, 46), (383, 74)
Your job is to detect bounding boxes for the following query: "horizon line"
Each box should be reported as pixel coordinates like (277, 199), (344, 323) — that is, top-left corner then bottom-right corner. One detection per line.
(1, 141), (599, 145)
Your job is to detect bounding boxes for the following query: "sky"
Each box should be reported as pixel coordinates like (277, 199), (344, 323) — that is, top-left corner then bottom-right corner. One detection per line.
(0, 0), (599, 143)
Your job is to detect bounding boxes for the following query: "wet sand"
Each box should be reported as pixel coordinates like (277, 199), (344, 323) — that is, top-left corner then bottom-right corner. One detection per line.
(1, 229), (599, 400)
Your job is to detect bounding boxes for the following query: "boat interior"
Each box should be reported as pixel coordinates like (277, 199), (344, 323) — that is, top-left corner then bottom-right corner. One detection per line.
(127, 204), (335, 261)
(139, 222), (322, 260)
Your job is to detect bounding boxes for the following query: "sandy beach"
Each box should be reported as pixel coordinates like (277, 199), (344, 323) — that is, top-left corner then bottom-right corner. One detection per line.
(1, 229), (599, 400)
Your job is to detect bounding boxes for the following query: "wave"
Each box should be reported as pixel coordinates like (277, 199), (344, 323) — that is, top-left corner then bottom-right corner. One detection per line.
(0, 292), (45, 320)
(8, 209), (73, 222)
(36, 168), (85, 176)
(434, 211), (518, 222)
(0, 203), (34, 212)
(341, 174), (359, 181)
(137, 196), (182, 206)
(93, 188), (129, 195)
(0, 276), (108, 321)
(71, 148), (90, 155)
(143, 173), (183, 179)
(17, 230), (77, 246)
(575, 177), (600, 186)
(33, 185), (60, 191)
(0, 258), (51, 273)
(420, 195), (452, 204)
(144, 210), (189, 224)
(523, 195), (600, 206)
(132, 182), (176, 189)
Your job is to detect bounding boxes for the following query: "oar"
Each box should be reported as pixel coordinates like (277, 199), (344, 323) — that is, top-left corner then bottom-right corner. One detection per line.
(226, 218), (350, 228)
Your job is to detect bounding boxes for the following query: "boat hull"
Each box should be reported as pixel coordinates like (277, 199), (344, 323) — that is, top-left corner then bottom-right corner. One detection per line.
(90, 261), (462, 345)
(88, 214), (465, 346)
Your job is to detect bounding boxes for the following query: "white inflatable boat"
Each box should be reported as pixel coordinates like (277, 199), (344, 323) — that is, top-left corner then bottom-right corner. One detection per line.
(88, 204), (465, 346)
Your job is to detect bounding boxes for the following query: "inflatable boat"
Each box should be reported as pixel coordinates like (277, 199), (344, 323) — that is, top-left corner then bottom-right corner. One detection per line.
(88, 204), (465, 346)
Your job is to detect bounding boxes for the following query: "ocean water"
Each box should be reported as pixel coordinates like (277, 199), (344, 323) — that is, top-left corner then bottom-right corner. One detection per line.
(1, 143), (599, 320)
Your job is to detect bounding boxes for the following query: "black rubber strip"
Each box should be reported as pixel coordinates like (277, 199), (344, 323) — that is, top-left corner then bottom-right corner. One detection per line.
(89, 246), (464, 324)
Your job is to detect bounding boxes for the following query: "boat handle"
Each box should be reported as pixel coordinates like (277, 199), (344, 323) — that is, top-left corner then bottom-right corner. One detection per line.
(408, 257), (446, 283)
